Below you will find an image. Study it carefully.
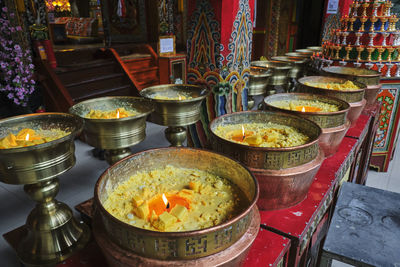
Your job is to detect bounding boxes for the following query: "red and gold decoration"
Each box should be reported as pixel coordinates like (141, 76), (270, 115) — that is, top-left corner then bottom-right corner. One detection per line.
(315, 0), (400, 78)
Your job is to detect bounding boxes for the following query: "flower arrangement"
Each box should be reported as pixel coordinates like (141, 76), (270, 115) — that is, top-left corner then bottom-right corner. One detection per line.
(0, 7), (35, 107)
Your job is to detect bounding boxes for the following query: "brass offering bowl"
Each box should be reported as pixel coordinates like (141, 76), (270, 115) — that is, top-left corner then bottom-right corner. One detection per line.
(285, 52), (311, 59)
(0, 113), (90, 266)
(295, 49), (314, 57)
(209, 111), (324, 210)
(69, 96), (154, 165)
(322, 66), (381, 109)
(140, 84), (210, 147)
(264, 93), (351, 157)
(271, 56), (307, 79)
(298, 76), (367, 126)
(94, 147), (259, 261)
(307, 46), (323, 52)
(249, 65), (272, 96)
(251, 60), (293, 94)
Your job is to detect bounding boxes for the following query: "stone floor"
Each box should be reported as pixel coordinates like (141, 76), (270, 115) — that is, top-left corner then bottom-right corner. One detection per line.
(0, 122), (399, 266)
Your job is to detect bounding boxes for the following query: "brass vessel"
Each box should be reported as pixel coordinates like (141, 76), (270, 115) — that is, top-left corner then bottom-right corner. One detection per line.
(251, 61), (293, 94)
(271, 56), (307, 79)
(209, 111), (324, 210)
(307, 46), (323, 52)
(264, 93), (351, 157)
(295, 49), (314, 57)
(298, 76), (367, 126)
(69, 96), (154, 165)
(322, 66), (381, 109)
(0, 113), (90, 266)
(94, 147), (259, 260)
(248, 66), (272, 96)
(285, 52), (311, 59)
(140, 84), (210, 146)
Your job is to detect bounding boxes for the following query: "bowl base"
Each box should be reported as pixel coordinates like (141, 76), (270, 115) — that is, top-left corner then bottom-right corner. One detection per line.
(93, 207), (260, 267)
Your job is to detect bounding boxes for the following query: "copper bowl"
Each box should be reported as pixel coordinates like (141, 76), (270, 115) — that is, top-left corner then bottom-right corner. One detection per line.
(140, 84), (210, 127)
(298, 76), (367, 126)
(264, 93), (350, 157)
(0, 112), (83, 185)
(271, 56), (308, 79)
(249, 66), (272, 96)
(94, 147), (259, 260)
(322, 66), (381, 108)
(209, 111), (324, 210)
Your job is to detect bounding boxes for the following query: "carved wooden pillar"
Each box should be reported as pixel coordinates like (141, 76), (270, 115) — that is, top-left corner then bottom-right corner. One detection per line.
(186, 0), (255, 148)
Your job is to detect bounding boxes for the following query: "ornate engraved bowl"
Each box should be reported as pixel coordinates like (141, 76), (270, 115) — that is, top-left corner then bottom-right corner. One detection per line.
(264, 93), (351, 157)
(140, 84), (210, 127)
(69, 96), (154, 164)
(322, 66), (381, 109)
(209, 111), (324, 210)
(0, 112), (83, 184)
(298, 76), (367, 126)
(94, 147), (259, 260)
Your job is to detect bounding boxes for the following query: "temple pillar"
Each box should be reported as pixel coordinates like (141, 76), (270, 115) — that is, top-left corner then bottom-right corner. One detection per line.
(186, 0), (255, 148)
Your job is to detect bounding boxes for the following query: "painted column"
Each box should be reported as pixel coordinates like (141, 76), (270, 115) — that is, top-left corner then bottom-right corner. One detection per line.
(186, 0), (255, 148)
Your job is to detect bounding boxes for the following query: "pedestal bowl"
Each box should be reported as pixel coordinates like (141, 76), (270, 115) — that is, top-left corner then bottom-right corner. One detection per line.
(69, 96), (154, 165)
(251, 60), (293, 94)
(264, 93), (351, 157)
(209, 111), (324, 210)
(322, 66), (381, 109)
(0, 113), (90, 266)
(298, 76), (367, 126)
(140, 84), (210, 146)
(94, 147), (259, 263)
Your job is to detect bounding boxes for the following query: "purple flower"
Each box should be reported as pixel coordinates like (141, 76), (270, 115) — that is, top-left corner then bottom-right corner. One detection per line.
(0, 62), (6, 69)
(2, 7), (7, 12)
(15, 26), (22, 31)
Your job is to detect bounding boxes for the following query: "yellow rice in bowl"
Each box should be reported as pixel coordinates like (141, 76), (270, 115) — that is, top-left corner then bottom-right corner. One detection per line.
(214, 122), (309, 148)
(304, 80), (359, 91)
(103, 165), (247, 232)
(271, 100), (339, 112)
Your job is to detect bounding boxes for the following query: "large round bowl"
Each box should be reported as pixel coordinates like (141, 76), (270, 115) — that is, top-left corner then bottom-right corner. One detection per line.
(285, 52), (311, 59)
(0, 112), (83, 185)
(209, 111), (324, 210)
(322, 66), (381, 109)
(307, 46), (323, 52)
(140, 84), (210, 126)
(298, 76), (367, 126)
(295, 49), (314, 57)
(94, 147), (259, 260)
(69, 96), (154, 150)
(264, 93), (351, 157)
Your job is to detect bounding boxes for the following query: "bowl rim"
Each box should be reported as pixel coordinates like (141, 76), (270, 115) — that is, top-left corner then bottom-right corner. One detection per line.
(94, 146), (259, 237)
(263, 92), (351, 116)
(0, 112), (83, 153)
(270, 56), (307, 64)
(250, 60), (293, 70)
(322, 66), (381, 78)
(68, 96), (155, 122)
(298, 75), (367, 93)
(139, 84), (211, 103)
(208, 110), (322, 152)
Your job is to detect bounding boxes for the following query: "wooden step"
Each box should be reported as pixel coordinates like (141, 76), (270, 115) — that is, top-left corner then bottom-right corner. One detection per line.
(73, 85), (133, 102)
(68, 74), (129, 100)
(57, 62), (119, 86)
(138, 79), (159, 90)
(65, 73), (124, 88)
(56, 59), (114, 72)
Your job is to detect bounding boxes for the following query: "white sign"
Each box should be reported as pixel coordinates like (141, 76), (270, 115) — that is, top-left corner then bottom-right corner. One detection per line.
(159, 37), (174, 54)
(327, 0), (339, 14)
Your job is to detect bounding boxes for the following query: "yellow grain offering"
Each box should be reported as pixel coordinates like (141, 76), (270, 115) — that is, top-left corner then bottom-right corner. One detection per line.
(272, 100), (339, 112)
(304, 80), (359, 91)
(0, 128), (69, 149)
(103, 165), (247, 232)
(151, 93), (191, 100)
(214, 123), (309, 147)
(85, 107), (136, 119)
